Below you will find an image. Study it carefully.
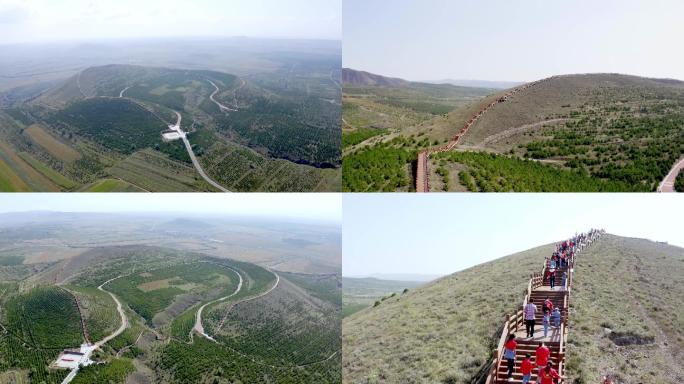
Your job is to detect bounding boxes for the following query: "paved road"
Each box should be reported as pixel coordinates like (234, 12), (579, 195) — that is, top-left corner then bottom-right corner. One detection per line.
(658, 156), (684, 192)
(119, 86), (130, 98)
(193, 268), (244, 341)
(62, 276), (128, 384)
(168, 110), (230, 192)
(207, 80), (238, 112)
(204, 271), (281, 342)
(181, 134), (230, 192)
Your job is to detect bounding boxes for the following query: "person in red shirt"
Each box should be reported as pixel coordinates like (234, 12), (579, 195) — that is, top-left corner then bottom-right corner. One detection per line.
(520, 353), (533, 384)
(503, 334), (517, 381)
(543, 298), (554, 314)
(536, 342), (550, 368)
(538, 362), (561, 384)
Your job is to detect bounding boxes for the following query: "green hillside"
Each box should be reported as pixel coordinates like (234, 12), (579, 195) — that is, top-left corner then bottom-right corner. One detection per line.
(343, 72), (684, 192)
(342, 234), (684, 383)
(0, 63), (340, 191)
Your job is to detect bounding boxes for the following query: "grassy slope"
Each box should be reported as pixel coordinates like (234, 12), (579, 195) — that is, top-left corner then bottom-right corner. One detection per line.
(343, 244), (553, 383)
(343, 235), (684, 384)
(567, 235), (684, 383)
(461, 74), (684, 145)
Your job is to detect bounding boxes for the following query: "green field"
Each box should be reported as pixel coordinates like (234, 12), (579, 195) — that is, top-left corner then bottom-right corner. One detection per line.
(105, 262), (240, 323)
(17, 152), (78, 189)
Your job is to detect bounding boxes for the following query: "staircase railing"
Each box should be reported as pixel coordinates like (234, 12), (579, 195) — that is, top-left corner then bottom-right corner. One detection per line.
(486, 308), (525, 384)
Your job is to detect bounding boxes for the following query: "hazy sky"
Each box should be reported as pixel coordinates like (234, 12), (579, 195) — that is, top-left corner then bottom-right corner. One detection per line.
(0, 193), (341, 223)
(0, 0), (341, 44)
(343, 194), (684, 277)
(343, 0), (684, 82)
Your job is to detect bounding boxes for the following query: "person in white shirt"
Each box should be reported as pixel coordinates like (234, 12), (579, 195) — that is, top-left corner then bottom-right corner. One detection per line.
(524, 301), (537, 338)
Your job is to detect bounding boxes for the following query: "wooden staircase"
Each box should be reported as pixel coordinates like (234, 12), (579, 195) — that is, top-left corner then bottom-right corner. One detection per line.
(494, 338), (562, 383)
(485, 230), (604, 384)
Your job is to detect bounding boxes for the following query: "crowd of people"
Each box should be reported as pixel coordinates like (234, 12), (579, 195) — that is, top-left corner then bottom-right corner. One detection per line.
(501, 230), (604, 383)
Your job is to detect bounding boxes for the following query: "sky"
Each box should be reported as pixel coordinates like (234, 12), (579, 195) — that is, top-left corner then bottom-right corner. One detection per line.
(0, 193), (341, 224)
(0, 0), (341, 44)
(343, 0), (684, 82)
(343, 194), (684, 277)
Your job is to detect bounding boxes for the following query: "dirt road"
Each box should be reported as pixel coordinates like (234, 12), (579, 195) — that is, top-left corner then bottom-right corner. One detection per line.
(96, 276), (128, 347)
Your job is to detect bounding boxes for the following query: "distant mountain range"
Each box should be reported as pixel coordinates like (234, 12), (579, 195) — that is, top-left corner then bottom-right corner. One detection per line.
(342, 68), (518, 89)
(347, 273), (443, 282)
(425, 79), (523, 89)
(342, 68), (410, 87)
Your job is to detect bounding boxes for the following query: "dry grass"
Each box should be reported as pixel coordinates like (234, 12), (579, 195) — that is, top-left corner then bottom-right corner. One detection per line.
(137, 278), (177, 292)
(24, 124), (81, 162)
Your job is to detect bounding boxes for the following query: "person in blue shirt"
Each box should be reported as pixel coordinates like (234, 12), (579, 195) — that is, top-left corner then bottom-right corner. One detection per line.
(552, 307), (561, 328)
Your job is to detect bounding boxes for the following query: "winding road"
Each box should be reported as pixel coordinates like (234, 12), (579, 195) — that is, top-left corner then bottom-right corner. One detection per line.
(61, 276), (128, 384)
(119, 86), (130, 98)
(207, 79), (238, 112)
(658, 156), (684, 192)
(196, 271), (280, 342)
(193, 268), (244, 341)
(96, 277), (128, 347)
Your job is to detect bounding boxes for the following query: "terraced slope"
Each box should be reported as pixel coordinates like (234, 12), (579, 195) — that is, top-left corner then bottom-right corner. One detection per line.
(342, 234), (683, 384)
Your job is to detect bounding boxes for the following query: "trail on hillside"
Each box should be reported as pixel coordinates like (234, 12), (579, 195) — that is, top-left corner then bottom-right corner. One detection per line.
(658, 156), (684, 192)
(480, 118), (568, 146)
(96, 276), (128, 347)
